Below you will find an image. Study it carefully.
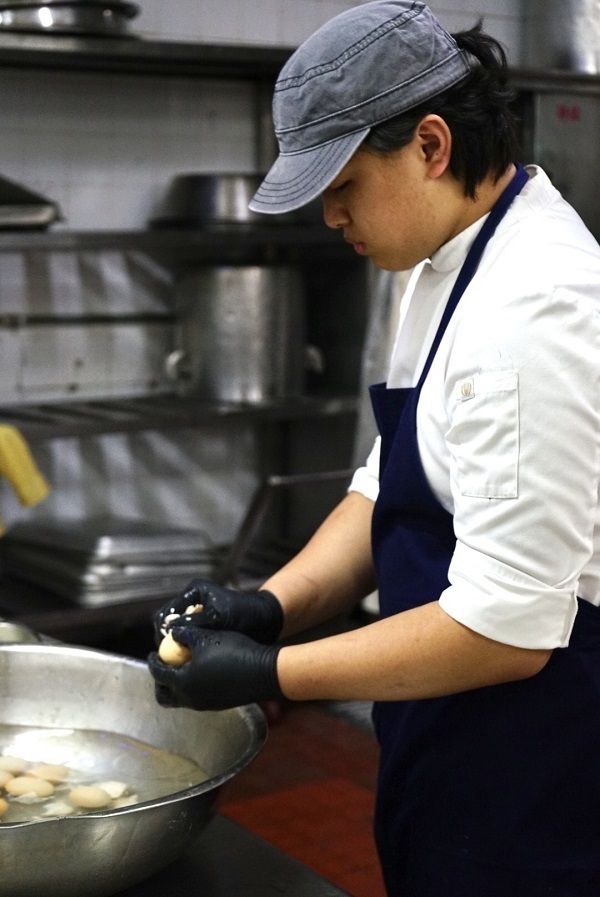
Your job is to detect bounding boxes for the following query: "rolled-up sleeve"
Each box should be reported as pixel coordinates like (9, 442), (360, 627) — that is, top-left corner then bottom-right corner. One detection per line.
(439, 542), (579, 648)
(349, 437), (381, 502)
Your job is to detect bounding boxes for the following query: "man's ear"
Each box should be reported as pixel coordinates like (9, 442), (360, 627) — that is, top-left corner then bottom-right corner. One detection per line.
(415, 114), (452, 179)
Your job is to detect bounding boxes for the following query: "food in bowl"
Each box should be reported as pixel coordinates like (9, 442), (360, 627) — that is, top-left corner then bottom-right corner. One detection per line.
(0, 724), (209, 824)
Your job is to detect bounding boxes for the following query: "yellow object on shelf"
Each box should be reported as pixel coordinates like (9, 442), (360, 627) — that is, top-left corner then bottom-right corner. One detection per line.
(0, 425), (50, 534)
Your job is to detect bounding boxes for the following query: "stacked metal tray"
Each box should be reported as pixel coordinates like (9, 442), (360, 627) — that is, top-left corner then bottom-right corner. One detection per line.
(0, 516), (217, 607)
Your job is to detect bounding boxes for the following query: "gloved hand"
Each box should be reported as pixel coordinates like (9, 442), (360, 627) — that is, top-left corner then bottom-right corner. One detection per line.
(153, 579), (283, 646)
(148, 626), (282, 711)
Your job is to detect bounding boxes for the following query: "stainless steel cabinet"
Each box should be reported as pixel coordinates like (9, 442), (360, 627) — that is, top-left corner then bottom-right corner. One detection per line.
(511, 68), (600, 243)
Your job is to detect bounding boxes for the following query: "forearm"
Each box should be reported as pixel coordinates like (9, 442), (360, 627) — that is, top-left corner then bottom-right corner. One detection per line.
(262, 491), (376, 639)
(277, 599), (552, 702)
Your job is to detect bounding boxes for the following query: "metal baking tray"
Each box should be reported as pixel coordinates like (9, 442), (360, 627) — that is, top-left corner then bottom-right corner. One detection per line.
(1, 547), (214, 606)
(0, 517), (219, 606)
(3, 516), (213, 564)
(1, 543), (214, 584)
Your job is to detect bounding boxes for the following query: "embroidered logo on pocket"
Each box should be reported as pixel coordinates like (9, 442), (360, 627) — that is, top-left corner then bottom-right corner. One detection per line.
(457, 377), (475, 401)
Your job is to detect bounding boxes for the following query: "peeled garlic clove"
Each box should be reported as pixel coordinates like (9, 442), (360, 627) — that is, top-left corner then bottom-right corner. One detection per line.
(160, 612), (180, 636)
(29, 764), (69, 784)
(6, 776), (54, 798)
(68, 785), (112, 809)
(0, 756), (28, 774)
(184, 603), (203, 615)
(0, 797), (8, 816)
(92, 780), (128, 799)
(0, 770), (14, 789)
(158, 631), (192, 667)
(160, 603), (203, 637)
(42, 799), (76, 817)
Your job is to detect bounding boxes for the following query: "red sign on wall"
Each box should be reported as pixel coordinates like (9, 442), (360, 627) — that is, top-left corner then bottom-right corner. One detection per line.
(556, 103), (582, 122)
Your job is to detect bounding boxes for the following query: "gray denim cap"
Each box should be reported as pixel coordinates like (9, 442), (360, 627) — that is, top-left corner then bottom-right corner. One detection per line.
(249, 0), (471, 215)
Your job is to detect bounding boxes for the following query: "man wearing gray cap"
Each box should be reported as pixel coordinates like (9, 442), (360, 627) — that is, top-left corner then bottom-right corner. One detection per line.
(150, 3), (600, 894)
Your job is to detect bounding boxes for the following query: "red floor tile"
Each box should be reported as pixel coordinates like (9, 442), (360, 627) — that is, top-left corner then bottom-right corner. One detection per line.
(219, 702), (386, 897)
(223, 777), (385, 896)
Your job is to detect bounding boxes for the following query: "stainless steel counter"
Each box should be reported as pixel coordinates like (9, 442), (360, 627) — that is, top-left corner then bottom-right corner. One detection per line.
(119, 814), (351, 896)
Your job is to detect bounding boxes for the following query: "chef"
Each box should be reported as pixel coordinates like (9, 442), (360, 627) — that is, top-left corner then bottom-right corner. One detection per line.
(148, 2), (600, 894)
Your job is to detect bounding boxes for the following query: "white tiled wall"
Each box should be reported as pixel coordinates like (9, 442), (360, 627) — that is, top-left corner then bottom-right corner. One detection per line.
(0, 0), (525, 231)
(0, 70), (257, 229)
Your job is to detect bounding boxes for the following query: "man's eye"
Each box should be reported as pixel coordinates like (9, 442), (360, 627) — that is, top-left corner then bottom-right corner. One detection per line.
(334, 180), (350, 192)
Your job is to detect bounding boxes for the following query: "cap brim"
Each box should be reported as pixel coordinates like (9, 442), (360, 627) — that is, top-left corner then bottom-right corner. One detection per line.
(249, 129), (369, 215)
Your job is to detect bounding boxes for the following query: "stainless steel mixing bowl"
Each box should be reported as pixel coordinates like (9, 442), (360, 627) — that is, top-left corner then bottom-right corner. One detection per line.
(0, 639), (267, 896)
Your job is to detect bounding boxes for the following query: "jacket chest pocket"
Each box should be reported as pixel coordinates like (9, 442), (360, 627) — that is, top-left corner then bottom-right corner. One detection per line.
(446, 370), (519, 499)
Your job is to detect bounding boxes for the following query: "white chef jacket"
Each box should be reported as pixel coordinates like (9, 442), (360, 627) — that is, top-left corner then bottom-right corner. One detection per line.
(350, 166), (600, 649)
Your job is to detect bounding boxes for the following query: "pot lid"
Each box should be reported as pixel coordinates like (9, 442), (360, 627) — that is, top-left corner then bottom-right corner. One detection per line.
(0, 172), (61, 229)
(0, 172), (57, 205)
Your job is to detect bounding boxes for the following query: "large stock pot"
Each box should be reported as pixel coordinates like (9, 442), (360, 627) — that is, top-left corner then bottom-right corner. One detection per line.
(0, 629), (267, 897)
(166, 265), (307, 402)
(524, 0), (600, 72)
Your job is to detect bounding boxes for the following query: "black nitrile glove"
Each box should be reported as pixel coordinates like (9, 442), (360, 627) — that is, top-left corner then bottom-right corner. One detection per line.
(153, 579), (283, 646)
(148, 626), (283, 711)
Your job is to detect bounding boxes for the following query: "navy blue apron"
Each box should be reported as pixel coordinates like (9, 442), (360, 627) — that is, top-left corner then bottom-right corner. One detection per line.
(369, 164), (600, 896)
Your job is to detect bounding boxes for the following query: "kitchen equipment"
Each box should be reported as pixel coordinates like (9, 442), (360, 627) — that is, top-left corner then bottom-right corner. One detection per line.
(4, 516), (212, 562)
(0, 635), (267, 897)
(216, 469), (355, 587)
(149, 173), (308, 228)
(166, 265), (307, 402)
(0, 173), (61, 230)
(523, 0), (600, 72)
(0, 0), (139, 37)
(0, 516), (221, 606)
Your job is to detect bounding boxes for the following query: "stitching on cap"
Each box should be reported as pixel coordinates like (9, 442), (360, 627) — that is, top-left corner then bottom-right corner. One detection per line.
(276, 5), (421, 91)
(257, 139), (353, 197)
(254, 139), (360, 203)
(277, 50), (468, 136)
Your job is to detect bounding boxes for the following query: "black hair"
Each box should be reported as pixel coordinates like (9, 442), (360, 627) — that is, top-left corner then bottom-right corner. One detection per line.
(364, 23), (519, 199)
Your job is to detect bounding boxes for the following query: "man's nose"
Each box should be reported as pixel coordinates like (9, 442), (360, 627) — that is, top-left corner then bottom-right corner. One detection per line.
(321, 193), (350, 229)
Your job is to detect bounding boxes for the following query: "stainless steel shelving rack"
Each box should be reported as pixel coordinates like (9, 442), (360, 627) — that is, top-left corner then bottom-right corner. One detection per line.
(0, 224), (361, 440)
(510, 66), (600, 96)
(0, 33), (365, 441)
(0, 393), (359, 441)
(0, 224), (342, 259)
(0, 30), (292, 78)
